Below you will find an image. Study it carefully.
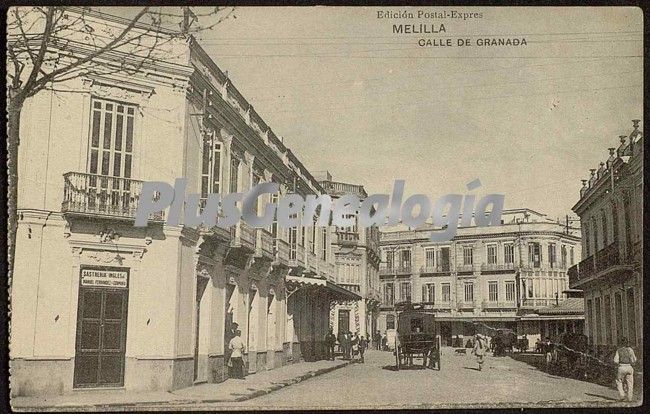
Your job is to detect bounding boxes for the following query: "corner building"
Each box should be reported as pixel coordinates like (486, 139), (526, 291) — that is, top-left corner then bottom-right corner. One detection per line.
(569, 120), (643, 362)
(378, 209), (582, 347)
(315, 172), (382, 342)
(9, 9), (358, 396)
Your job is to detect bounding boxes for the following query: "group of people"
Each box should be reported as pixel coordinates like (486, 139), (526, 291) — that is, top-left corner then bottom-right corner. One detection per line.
(324, 329), (368, 362)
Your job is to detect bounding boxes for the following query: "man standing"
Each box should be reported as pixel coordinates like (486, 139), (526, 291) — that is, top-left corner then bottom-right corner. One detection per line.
(543, 337), (554, 372)
(228, 329), (246, 379)
(343, 331), (352, 360)
(614, 337), (637, 402)
(472, 333), (487, 371)
(324, 328), (337, 361)
(359, 335), (368, 363)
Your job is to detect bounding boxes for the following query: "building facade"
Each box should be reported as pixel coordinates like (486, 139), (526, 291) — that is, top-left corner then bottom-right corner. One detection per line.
(377, 209), (582, 348)
(9, 10), (358, 397)
(569, 120), (643, 360)
(315, 172), (382, 341)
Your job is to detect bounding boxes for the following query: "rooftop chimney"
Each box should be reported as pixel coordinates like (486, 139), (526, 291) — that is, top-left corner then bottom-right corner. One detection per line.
(608, 147), (616, 156)
(590, 169), (596, 177)
(619, 135), (627, 145)
(632, 119), (640, 130)
(581, 180), (588, 187)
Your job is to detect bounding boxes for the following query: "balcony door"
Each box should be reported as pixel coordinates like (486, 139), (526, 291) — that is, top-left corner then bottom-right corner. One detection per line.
(87, 98), (136, 215)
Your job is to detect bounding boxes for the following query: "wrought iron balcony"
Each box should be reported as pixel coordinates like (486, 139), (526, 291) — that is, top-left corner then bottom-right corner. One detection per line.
(379, 265), (412, 276)
(62, 172), (164, 221)
(255, 229), (274, 260)
(288, 244), (305, 271)
(456, 264), (476, 273)
(335, 231), (359, 246)
(230, 222), (255, 251)
(569, 242), (625, 288)
(274, 238), (290, 267)
(419, 264), (451, 275)
(480, 263), (516, 273)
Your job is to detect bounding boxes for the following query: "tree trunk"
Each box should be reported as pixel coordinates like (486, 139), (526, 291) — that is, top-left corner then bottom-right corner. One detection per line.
(7, 99), (23, 285)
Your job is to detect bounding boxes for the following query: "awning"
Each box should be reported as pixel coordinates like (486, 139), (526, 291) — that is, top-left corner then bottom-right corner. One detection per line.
(286, 275), (361, 301)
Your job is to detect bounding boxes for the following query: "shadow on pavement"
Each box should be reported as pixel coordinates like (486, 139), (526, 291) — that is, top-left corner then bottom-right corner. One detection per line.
(381, 365), (428, 371)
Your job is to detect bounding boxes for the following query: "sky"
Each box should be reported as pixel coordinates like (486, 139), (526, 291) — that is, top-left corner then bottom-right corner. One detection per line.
(105, 6), (643, 220)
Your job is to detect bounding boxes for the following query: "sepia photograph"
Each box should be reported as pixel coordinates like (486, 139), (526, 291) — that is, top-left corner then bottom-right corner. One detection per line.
(5, 4), (644, 411)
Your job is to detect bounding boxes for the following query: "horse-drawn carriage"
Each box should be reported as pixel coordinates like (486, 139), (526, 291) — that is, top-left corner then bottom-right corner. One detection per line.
(393, 302), (441, 370)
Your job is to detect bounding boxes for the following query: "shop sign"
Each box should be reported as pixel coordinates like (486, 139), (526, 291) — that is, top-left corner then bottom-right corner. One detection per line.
(81, 269), (128, 288)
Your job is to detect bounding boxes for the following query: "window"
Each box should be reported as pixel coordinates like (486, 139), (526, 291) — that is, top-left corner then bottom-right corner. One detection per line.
(548, 243), (556, 268)
(200, 133), (222, 207)
(88, 99), (136, 179)
(463, 246), (473, 265)
(422, 283), (435, 303)
(321, 228), (327, 260)
(601, 212), (608, 247)
(488, 281), (498, 302)
(386, 314), (395, 330)
(505, 281), (515, 301)
(584, 221), (591, 257)
(425, 248), (435, 268)
(386, 250), (394, 270)
(586, 299), (593, 344)
(384, 283), (394, 306)
(487, 244), (497, 265)
(400, 250), (411, 270)
(310, 222), (317, 254)
(400, 282), (411, 302)
(229, 156), (240, 193)
(526, 280), (534, 298)
(591, 217), (599, 252)
(251, 173), (261, 215)
(288, 227), (297, 260)
(440, 247), (450, 271)
(570, 247), (575, 266)
(626, 288), (636, 346)
(561, 245), (567, 268)
(594, 297), (602, 344)
(441, 284), (451, 302)
(464, 283), (474, 302)
(612, 203), (619, 243)
(528, 243), (541, 268)
(603, 295), (612, 345)
(504, 243), (514, 264)
(271, 192), (279, 250)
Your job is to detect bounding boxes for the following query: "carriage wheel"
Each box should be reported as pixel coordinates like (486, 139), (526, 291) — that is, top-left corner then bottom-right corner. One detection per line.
(395, 346), (401, 370)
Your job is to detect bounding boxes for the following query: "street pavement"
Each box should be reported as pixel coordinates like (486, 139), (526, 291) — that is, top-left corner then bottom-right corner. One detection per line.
(12, 348), (642, 411)
(182, 348), (642, 410)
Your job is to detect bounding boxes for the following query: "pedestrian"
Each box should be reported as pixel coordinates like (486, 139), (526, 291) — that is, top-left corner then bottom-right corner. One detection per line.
(614, 337), (637, 402)
(343, 331), (352, 360)
(374, 331), (381, 350)
(359, 335), (368, 363)
(324, 328), (337, 361)
(351, 332), (360, 361)
(543, 337), (554, 372)
(472, 333), (487, 371)
(228, 329), (246, 379)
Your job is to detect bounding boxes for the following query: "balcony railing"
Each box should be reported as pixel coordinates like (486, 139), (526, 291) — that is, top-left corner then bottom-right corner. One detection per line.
(335, 231), (359, 246)
(456, 264), (476, 273)
(457, 300), (476, 309)
(569, 242), (623, 287)
(379, 266), (412, 276)
(231, 222), (255, 250)
(420, 265), (451, 275)
(340, 284), (361, 294)
(274, 238), (290, 266)
(288, 245), (305, 269)
(62, 172), (164, 221)
(320, 180), (367, 197)
(482, 300), (517, 309)
(480, 263), (516, 272)
(255, 229), (274, 259)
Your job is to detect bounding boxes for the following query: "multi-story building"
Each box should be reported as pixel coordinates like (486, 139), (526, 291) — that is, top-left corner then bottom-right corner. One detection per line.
(9, 9), (358, 396)
(378, 209), (582, 348)
(569, 120), (643, 360)
(315, 172), (382, 342)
